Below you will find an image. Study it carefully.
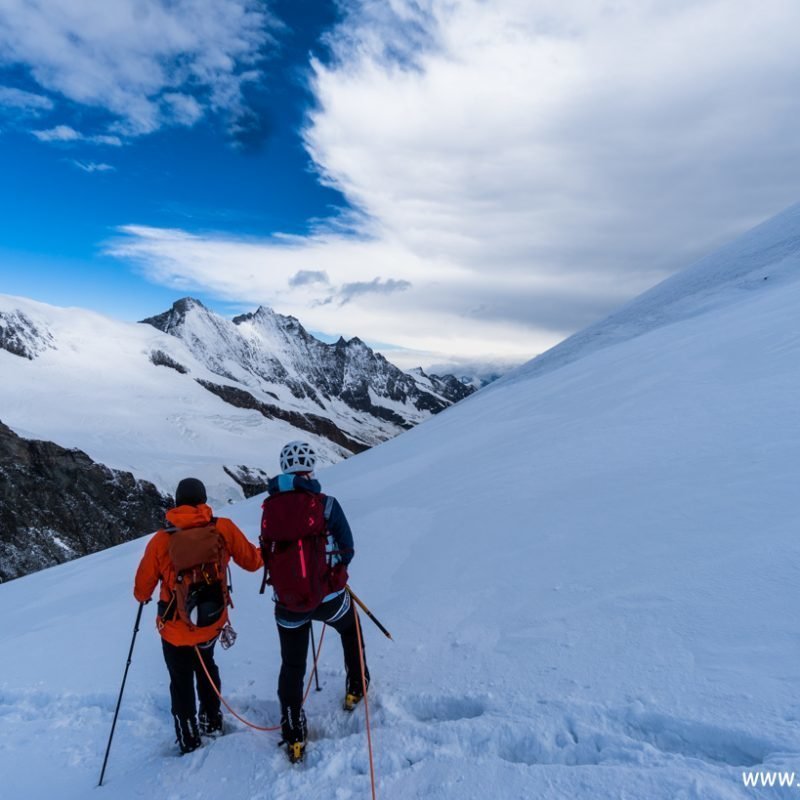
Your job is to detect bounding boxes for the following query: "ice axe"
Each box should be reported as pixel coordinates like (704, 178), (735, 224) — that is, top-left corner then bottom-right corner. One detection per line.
(346, 585), (393, 641)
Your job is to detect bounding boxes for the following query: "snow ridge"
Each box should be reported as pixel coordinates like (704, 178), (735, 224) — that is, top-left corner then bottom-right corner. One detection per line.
(500, 201), (800, 387)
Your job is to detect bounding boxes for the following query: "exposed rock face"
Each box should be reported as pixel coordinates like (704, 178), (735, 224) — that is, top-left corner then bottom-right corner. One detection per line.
(196, 379), (370, 454)
(0, 310), (55, 360)
(0, 421), (171, 583)
(141, 299), (474, 446)
(222, 465), (270, 499)
(149, 349), (189, 374)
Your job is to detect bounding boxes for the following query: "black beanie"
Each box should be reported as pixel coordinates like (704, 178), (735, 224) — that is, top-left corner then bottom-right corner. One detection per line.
(175, 477), (207, 507)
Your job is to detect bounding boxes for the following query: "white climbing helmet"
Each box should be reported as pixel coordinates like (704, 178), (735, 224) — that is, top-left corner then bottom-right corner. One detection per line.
(279, 440), (317, 474)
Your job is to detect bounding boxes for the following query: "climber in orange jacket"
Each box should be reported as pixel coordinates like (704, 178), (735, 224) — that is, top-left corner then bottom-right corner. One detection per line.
(134, 477), (262, 754)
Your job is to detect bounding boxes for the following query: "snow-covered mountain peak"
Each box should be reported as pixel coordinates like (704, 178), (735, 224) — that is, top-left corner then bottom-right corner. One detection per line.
(233, 303), (288, 326)
(231, 304), (313, 349)
(344, 336), (370, 354)
(141, 297), (474, 430)
(139, 296), (210, 333)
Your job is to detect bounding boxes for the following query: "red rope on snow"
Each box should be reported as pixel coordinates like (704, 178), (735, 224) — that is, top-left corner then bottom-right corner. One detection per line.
(354, 608), (377, 800)
(194, 623), (327, 732)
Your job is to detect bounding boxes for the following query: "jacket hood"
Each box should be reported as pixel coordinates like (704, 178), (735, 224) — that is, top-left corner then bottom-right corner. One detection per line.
(267, 473), (321, 496)
(165, 503), (214, 529)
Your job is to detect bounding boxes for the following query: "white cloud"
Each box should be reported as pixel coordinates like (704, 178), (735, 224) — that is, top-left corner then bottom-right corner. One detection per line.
(161, 93), (204, 127)
(338, 277), (412, 305)
(0, 85), (52, 114)
(32, 125), (122, 146)
(32, 125), (80, 142)
(109, 0), (800, 364)
(0, 0), (272, 140)
(71, 160), (115, 173)
(288, 270), (330, 288)
(106, 223), (603, 364)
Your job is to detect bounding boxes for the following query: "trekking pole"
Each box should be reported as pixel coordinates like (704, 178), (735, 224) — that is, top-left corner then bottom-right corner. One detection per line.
(98, 602), (144, 787)
(310, 623), (322, 691)
(346, 586), (393, 641)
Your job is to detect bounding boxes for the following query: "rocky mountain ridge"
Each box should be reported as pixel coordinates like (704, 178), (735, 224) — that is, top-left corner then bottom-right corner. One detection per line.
(141, 298), (473, 433)
(0, 420), (170, 582)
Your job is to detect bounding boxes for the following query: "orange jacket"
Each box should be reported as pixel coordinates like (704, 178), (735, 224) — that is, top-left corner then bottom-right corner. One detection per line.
(134, 504), (262, 646)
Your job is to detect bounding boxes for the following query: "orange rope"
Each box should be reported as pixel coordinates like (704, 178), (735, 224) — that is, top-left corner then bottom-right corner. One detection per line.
(194, 623), (327, 733)
(354, 609), (377, 800)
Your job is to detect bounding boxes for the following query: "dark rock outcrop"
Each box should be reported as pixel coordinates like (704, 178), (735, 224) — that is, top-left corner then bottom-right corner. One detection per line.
(150, 349), (189, 374)
(223, 465), (270, 498)
(196, 379), (370, 454)
(0, 310), (55, 360)
(0, 421), (171, 582)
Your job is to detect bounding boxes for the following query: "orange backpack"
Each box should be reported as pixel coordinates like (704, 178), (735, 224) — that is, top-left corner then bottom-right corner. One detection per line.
(166, 521), (230, 630)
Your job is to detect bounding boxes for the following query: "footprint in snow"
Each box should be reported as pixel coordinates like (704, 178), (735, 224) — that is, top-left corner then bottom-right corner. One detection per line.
(394, 693), (487, 723)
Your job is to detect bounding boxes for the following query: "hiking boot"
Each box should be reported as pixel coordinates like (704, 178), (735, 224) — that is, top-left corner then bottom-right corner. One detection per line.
(343, 677), (369, 712)
(198, 708), (224, 737)
(173, 715), (202, 755)
(280, 707), (307, 763)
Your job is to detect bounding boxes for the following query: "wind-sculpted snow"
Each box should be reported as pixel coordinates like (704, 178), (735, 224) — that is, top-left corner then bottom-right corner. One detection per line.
(2, 206), (800, 797)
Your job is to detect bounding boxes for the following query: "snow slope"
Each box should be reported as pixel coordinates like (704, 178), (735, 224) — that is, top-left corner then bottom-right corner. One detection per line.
(500, 200), (800, 387)
(2, 208), (800, 799)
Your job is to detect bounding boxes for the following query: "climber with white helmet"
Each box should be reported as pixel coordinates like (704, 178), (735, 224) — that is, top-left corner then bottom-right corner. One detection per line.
(258, 441), (369, 762)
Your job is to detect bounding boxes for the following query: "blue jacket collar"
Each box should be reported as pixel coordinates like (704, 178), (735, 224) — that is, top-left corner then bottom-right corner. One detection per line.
(267, 473), (321, 496)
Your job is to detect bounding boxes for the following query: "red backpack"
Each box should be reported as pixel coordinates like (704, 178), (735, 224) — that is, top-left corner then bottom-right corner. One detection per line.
(259, 491), (342, 612)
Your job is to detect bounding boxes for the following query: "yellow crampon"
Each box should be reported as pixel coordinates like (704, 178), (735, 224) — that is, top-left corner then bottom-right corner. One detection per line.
(288, 741), (305, 763)
(343, 692), (363, 712)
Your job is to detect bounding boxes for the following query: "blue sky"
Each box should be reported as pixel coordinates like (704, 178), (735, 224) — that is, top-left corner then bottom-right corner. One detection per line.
(2, 1), (800, 368)
(0, 0), (345, 319)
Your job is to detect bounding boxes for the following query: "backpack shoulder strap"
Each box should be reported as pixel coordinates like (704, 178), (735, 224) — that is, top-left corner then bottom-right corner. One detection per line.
(166, 518), (219, 534)
(323, 494), (334, 522)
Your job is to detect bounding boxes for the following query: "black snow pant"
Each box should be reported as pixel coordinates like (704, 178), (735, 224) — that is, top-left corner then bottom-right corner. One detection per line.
(276, 592), (369, 717)
(161, 638), (221, 723)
